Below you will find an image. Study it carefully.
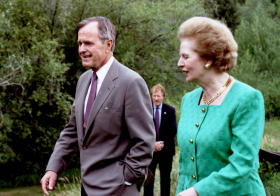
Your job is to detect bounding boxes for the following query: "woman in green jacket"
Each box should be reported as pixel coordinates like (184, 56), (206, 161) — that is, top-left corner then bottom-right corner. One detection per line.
(176, 17), (265, 196)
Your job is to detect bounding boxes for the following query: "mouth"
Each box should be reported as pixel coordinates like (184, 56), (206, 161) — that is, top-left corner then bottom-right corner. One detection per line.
(81, 55), (92, 59)
(183, 70), (189, 76)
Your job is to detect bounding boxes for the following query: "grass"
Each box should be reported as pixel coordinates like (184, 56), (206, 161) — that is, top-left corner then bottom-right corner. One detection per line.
(0, 186), (43, 196)
(261, 119), (280, 151)
(0, 176), (81, 196)
(1, 119), (279, 196)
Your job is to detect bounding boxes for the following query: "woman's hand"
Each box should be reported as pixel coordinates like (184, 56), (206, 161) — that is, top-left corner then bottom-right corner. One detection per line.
(177, 187), (198, 196)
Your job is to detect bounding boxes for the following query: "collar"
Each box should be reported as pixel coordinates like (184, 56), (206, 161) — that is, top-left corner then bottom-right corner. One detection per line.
(93, 56), (115, 81)
(153, 103), (163, 109)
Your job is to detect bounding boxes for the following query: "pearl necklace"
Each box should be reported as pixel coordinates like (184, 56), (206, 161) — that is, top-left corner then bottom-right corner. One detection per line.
(203, 76), (233, 105)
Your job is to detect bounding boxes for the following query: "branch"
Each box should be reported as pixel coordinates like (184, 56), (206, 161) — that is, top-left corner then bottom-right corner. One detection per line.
(0, 110), (3, 127)
(51, 0), (60, 34)
(0, 60), (25, 94)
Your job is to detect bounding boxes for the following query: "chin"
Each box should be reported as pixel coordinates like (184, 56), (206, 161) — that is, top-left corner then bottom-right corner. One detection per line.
(82, 63), (91, 67)
(185, 77), (192, 82)
(83, 64), (95, 69)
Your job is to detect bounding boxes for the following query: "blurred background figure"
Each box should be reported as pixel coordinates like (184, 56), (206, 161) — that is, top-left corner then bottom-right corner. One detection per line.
(144, 84), (177, 196)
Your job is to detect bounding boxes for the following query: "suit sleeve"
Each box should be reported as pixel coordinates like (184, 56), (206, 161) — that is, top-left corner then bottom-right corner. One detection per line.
(170, 106), (177, 139)
(193, 90), (265, 196)
(176, 95), (187, 195)
(123, 76), (156, 183)
(46, 88), (80, 176)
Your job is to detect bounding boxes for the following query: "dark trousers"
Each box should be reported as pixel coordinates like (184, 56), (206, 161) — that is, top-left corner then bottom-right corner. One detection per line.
(144, 151), (173, 196)
(81, 184), (88, 196)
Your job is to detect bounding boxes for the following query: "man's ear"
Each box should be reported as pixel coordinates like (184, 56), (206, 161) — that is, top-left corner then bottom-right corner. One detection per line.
(106, 39), (113, 52)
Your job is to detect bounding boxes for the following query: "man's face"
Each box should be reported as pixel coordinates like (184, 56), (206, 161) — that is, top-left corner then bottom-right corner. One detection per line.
(77, 22), (110, 72)
(152, 91), (164, 107)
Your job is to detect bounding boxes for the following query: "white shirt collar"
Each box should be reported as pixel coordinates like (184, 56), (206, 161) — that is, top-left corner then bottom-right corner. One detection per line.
(94, 56), (115, 83)
(153, 103), (162, 109)
(84, 56), (115, 115)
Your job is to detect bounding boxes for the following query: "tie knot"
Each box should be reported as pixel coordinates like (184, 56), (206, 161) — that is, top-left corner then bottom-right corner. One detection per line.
(92, 72), (97, 80)
(156, 106), (159, 109)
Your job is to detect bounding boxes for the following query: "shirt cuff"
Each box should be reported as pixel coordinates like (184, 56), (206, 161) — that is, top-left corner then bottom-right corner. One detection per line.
(124, 181), (132, 185)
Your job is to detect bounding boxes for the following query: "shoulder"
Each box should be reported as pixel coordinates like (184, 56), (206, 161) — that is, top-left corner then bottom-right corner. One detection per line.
(183, 87), (203, 99)
(163, 103), (175, 112)
(232, 80), (263, 104)
(114, 59), (143, 81)
(79, 69), (92, 79)
(76, 69), (92, 87)
(181, 87), (203, 106)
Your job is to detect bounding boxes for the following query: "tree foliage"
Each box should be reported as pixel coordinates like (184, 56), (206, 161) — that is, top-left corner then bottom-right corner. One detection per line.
(0, 0), (74, 186)
(232, 0), (280, 118)
(204, 0), (240, 32)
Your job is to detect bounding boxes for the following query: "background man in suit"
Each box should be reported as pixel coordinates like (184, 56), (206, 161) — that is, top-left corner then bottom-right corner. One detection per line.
(40, 16), (155, 196)
(144, 84), (177, 196)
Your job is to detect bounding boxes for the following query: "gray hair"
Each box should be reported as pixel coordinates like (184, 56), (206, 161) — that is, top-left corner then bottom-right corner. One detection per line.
(77, 16), (116, 52)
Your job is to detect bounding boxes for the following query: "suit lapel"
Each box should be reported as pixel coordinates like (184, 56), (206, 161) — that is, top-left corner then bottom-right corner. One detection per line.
(84, 60), (119, 136)
(76, 71), (92, 137)
(160, 103), (167, 131)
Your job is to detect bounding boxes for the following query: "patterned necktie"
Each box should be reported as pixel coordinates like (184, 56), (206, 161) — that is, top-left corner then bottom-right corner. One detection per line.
(83, 72), (98, 132)
(155, 106), (160, 140)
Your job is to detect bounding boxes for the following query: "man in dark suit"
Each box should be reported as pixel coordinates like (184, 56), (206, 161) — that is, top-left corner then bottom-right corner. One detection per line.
(40, 16), (155, 196)
(144, 84), (177, 196)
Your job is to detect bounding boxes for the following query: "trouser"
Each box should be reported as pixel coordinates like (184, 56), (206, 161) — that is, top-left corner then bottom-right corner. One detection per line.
(144, 151), (173, 196)
(81, 184), (88, 196)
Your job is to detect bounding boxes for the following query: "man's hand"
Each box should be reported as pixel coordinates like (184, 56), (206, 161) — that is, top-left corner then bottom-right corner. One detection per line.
(177, 187), (198, 196)
(154, 141), (164, 152)
(40, 171), (57, 195)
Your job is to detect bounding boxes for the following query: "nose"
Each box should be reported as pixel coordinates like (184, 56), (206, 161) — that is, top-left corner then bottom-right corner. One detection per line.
(79, 43), (87, 53)
(177, 57), (184, 68)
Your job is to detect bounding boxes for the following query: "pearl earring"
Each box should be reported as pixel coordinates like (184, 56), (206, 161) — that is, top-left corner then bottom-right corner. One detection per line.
(205, 63), (210, 69)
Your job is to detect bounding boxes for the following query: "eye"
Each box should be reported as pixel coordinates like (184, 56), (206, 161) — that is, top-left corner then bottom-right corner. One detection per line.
(182, 54), (188, 59)
(85, 42), (93, 45)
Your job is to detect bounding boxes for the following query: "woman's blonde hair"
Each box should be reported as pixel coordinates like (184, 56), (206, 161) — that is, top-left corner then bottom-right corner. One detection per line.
(178, 17), (238, 72)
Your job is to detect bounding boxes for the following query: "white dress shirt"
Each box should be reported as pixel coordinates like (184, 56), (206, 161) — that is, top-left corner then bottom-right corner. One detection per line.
(84, 56), (114, 115)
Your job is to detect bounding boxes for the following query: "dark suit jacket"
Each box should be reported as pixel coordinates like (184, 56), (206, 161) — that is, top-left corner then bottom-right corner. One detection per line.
(46, 59), (155, 196)
(154, 103), (177, 156)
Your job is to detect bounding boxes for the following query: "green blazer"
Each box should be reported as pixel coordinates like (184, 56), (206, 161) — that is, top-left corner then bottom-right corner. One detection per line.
(176, 80), (265, 196)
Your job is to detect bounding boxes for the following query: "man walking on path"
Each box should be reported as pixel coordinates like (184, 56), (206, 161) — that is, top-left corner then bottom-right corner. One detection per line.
(41, 16), (155, 196)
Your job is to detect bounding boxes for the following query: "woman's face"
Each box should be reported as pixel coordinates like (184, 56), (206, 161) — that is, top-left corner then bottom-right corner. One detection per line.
(177, 38), (207, 83)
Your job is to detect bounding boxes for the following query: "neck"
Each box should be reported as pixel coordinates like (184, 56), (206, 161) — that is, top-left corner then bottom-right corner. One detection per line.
(199, 72), (229, 98)
(91, 52), (113, 72)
